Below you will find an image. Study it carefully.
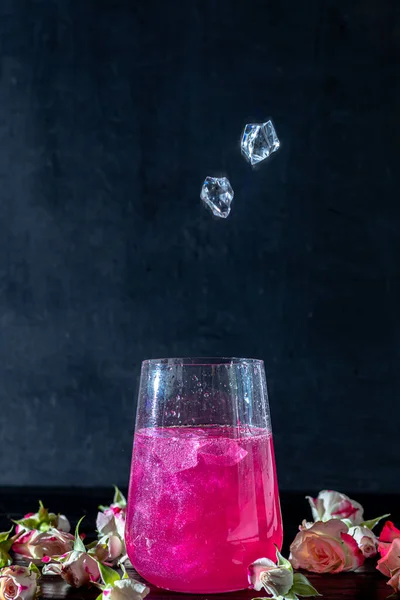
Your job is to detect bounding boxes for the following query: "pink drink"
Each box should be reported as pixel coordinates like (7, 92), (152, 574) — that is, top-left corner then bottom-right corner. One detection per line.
(126, 425), (282, 593)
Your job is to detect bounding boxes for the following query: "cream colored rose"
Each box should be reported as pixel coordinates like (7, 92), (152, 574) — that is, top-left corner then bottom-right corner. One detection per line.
(290, 519), (364, 573)
(0, 565), (38, 600)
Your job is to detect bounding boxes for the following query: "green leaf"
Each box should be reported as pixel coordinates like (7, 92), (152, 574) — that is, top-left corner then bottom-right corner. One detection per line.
(38, 501), (49, 522)
(112, 485), (127, 507)
(12, 517), (38, 530)
(0, 548), (12, 568)
(120, 563), (129, 579)
(340, 518), (353, 528)
(85, 540), (99, 550)
(29, 563), (41, 576)
(97, 562), (120, 586)
(275, 546), (292, 571)
(95, 594), (104, 600)
(292, 573), (321, 597)
(360, 514), (390, 530)
(1, 538), (14, 553)
(0, 527), (13, 543)
(73, 517), (86, 552)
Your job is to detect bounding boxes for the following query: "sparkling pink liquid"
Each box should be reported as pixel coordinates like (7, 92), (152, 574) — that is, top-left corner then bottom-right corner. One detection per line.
(126, 425), (282, 593)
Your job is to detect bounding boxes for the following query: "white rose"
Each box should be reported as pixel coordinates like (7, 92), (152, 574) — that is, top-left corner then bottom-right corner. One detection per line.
(12, 529), (74, 560)
(94, 535), (124, 565)
(247, 557), (293, 596)
(97, 509), (125, 541)
(96, 508), (126, 561)
(0, 565), (38, 600)
(348, 525), (378, 558)
(306, 490), (364, 525)
(43, 551), (100, 588)
(103, 580), (149, 600)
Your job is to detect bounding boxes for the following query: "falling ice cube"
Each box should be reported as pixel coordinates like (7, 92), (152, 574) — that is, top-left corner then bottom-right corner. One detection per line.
(241, 120), (280, 166)
(200, 176), (234, 218)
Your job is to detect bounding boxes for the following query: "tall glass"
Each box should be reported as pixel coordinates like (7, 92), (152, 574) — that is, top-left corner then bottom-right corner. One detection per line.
(126, 358), (282, 594)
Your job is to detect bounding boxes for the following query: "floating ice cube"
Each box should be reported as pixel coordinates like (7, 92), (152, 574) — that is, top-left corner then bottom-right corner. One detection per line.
(198, 439), (247, 466)
(155, 439), (202, 473)
(200, 176), (234, 218)
(241, 120), (280, 166)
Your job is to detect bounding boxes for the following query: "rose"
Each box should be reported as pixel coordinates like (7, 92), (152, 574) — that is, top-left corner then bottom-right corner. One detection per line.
(94, 535), (124, 566)
(102, 580), (149, 600)
(12, 529), (74, 560)
(95, 487), (127, 565)
(348, 525), (377, 558)
(376, 524), (400, 593)
(290, 519), (364, 573)
(55, 516), (71, 533)
(377, 521), (400, 558)
(0, 565), (38, 600)
(96, 507), (126, 564)
(307, 490), (364, 525)
(386, 570), (400, 594)
(97, 509), (125, 541)
(97, 487), (126, 540)
(377, 538), (400, 592)
(248, 557), (293, 596)
(43, 551), (100, 587)
(14, 504), (70, 535)
(96, 561), (150, 600)
(381, 521), (400, 543)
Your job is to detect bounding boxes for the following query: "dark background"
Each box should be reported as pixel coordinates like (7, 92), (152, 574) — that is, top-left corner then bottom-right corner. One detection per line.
(0, 0), (399, 491)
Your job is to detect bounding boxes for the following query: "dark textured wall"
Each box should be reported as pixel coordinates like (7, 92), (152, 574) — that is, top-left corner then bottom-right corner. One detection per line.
(0, 0), (399, 490)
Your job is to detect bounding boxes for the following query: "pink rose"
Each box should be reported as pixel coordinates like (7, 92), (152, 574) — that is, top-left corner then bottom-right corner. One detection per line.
(12, 529), (74, 560)
(377, 538), (400, 592)
(378, 521), (400, 558)
(380, 521), (400, 544)
(307, 490), (364, 525)
(387, 570), (400, 593)
(290, 519), (364, 573)
(348, 526), (378, 558)
(0, 565), (38, 600)
(42, 551), (100, 588)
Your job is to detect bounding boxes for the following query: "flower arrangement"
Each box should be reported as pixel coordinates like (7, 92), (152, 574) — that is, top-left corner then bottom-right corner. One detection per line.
(0, 487), (398, 600)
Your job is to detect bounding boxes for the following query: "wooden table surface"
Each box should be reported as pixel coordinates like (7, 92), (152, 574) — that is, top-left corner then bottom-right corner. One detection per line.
(1, 488), (398, 600)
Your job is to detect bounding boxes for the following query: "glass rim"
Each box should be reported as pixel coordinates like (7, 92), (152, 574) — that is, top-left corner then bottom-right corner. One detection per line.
(141, 357), (264, 367)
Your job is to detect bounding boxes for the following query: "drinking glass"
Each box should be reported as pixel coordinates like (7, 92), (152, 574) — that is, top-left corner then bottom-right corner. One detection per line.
(126, 358), (282, 593)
